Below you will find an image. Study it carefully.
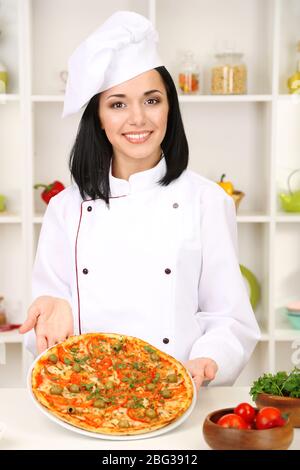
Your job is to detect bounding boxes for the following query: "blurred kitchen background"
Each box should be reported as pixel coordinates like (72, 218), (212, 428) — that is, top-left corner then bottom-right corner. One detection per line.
(0, 0), (300, 387)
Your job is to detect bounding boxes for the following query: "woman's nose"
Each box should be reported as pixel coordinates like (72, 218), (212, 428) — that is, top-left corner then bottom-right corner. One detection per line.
(128, 104), (146, 126)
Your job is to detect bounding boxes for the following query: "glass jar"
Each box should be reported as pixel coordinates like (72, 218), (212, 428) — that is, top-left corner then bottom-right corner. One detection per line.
(0, 296), (7, 325)
(211, 51), (247, 95)
(0, 29), (8, 93)
(178, 50), (200, 94)
(0, 60), (8, 94)
(287, 40), (300, 94)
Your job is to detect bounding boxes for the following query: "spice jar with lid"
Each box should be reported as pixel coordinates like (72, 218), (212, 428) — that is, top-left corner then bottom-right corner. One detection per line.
(178, 50), (200, 94)
(211, 51), (247, 95)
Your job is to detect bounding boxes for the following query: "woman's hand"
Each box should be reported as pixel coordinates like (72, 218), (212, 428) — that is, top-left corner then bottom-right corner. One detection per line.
(19, 296), (74, 354)
(184, 357), (218, 392)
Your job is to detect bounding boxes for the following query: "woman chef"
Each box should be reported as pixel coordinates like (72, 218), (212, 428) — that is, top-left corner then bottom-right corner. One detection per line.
(20, 11), (260, 391)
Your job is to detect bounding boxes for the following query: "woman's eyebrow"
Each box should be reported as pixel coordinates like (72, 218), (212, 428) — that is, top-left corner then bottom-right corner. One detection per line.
(106, 89), (163, 100)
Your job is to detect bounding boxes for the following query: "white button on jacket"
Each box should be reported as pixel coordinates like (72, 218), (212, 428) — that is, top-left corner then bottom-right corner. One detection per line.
(25, 157), (260, 385)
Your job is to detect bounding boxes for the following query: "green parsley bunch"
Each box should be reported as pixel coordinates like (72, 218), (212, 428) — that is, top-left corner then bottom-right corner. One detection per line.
(250, 367), (300, 400)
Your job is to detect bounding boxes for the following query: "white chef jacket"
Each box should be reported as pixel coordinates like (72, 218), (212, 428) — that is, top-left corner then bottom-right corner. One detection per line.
(25, 156), (260, 385)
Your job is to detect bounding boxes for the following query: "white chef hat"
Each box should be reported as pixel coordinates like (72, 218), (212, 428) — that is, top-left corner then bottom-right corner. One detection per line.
(62, 10), (164, 118)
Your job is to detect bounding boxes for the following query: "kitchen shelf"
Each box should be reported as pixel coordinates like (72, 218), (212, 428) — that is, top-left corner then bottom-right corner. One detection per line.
(0, 213), (22, 223)
(1, 0), (299, 386)
(33, 214), (43, 224)
(276, 213), (300, 223)
(274, 329), (300, 342)
(236, 213), (271, 223)
(32, 95), (64, 102)
(260, 330), (270, 342)
(278, 95), (300, 102)
(0, 94), (20, 102)
(0, 331), (22, 344)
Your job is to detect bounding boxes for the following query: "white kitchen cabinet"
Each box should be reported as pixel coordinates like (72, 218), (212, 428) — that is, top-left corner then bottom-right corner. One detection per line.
(0, 0), (299, 387)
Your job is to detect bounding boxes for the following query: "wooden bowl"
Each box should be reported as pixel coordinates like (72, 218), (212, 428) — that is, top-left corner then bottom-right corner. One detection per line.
(202, 407), (294, 450)
(255, 393), (300, 428)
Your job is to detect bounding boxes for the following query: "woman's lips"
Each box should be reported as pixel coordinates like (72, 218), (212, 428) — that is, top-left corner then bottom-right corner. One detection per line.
(123, 131), (153, 144)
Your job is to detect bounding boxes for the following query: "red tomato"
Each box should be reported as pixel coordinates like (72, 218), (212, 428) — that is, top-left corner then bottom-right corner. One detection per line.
(276, 416), (287, 427)
(234, 402), (256, 424)
(217, 413), (248, 429)
(255, 407), (285, 430)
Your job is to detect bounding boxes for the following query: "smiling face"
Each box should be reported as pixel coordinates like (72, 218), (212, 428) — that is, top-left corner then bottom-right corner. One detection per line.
(98, 69), (169, 169)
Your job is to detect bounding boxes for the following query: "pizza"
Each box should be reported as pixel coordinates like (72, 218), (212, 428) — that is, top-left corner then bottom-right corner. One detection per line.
(30, 333), (195, 435)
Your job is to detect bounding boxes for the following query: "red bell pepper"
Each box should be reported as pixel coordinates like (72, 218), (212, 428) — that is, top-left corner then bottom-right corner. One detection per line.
(34, 181), (65, 204)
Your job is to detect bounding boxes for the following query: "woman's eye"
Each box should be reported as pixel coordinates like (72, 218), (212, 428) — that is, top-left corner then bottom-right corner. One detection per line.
(111, 102), (125, 109)
(146, 98), (160, 105)
(110, 98), (160, 109)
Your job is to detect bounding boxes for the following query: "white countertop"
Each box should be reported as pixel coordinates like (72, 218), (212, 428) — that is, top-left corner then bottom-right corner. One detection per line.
(0, 387), (299, 450)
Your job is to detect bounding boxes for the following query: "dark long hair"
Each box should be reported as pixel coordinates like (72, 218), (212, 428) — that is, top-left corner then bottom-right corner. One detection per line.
(69, 66), (189, 207)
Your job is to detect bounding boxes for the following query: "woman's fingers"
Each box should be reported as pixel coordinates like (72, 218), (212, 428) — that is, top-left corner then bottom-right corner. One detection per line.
(184, 361), (205, 392)
(36, 334), (48, 354)
(19, 307), (40, 334)
(47, 336), (58, 348)
(204, 361), (218, 380)
(193, 375), (203, 392)
(19, 296), (73, 354)
(184, 357), (218, 391)
(192, 367), (205, 391)
(185, 361), (200, 377)
(47, 332), (71, 347)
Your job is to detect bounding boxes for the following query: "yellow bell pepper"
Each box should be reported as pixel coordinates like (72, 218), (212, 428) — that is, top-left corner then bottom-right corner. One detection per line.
(218, 174), (234, 195)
